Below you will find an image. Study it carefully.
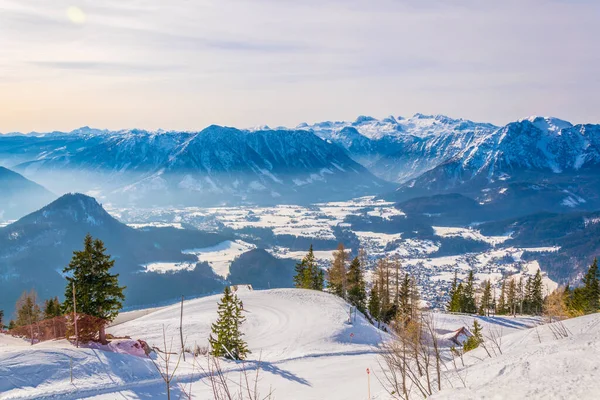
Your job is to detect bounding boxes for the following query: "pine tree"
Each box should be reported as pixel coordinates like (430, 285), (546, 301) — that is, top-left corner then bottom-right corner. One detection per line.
(15, 290), (42, 327)
(8, 320), (15, 330)
(63, 234), (126, 343)
(346, 257), (367, 312)
(293, 258), (307, 288)
(450, 283), (464, 313)
(43, 297), (62, 320)
(0, 309), (4, 330)
(462, 271), (477, 314)
(447, 271), (458, 311)
(294, 245), (323, 290)
(463, 320), (483, 352)
(209, 286), (250, 360)
(479, 280), (492, 316)
(368, 283), (381, 323)
(582, 258), (600, 313)
(507, 278), (517, 316)
(497, 281), (507, 315)
(327, 243), (348, 298)
(530, 270), (544, 315)
(399, 273), (411, 318)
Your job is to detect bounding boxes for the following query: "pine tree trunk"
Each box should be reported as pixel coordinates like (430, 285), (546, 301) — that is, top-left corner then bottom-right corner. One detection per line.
(99, 323), (107, 344)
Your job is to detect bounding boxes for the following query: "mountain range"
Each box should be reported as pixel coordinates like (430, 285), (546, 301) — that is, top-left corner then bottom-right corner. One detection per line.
(0, 166), (54, 220)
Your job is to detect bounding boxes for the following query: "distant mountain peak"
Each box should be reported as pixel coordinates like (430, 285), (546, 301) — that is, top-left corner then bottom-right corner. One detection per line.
(518, 116), (573, 134)
(22, 193), (114, 227)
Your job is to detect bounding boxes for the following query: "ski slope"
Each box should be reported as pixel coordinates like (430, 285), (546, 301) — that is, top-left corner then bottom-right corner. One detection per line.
(2, 288), (597, 399)
(432, 313), (600, 399)
(1, 289), (388, 399)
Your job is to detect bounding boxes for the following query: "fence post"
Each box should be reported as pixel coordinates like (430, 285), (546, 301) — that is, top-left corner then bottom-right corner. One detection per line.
(73, 282), (79, 348)
(180, 295), (185, 361)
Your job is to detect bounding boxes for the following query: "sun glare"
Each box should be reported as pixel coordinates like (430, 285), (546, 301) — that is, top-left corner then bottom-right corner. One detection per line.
(66, 6), (86, 24)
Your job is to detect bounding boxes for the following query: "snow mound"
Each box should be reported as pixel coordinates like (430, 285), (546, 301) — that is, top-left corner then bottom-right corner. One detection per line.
(109, 289), (384, 361)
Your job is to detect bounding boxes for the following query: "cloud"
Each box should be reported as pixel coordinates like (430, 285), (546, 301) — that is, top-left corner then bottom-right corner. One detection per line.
(0, 0), (599, 132)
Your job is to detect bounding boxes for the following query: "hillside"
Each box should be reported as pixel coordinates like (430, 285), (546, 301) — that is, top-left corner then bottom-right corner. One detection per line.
(2, 126), (392, 206)
(0, 193), (232, 313)
(432, 313), (600, 399)
(0, 288), (552, 399)
(0, 166), (54, 221)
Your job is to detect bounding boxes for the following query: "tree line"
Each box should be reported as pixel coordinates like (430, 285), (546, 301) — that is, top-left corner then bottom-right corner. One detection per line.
(1, 234), (125, 343)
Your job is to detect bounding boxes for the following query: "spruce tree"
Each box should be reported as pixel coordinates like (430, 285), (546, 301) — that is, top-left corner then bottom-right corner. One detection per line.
(209, 286), (250, 360)
(507, 278), (517, 316)
(43, 297), (62, 319)
(293, 258), (307, 288)
(447, 271), (458, 311)
(399, 273), (411, 318)
(530, 270), (544, 315)
(497, 281), (507, 315)
(462, 271), (476, 314)
(368, 283), (381, 323)
(479, 280), (492, 316)
(63, 234), (126, 343)
(582, 259), (600, 313)
(346, 257), (367, 312)
(0, 309), (4, 330)
(463, 320), (483, 352)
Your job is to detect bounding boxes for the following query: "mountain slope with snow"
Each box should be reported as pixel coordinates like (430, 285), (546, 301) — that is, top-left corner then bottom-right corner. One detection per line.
(3, 126), (391, 206)
(300, 114), (498, 183)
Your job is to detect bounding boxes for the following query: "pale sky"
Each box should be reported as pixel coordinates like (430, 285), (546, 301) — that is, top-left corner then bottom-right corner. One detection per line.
(1, 0), (599, 133)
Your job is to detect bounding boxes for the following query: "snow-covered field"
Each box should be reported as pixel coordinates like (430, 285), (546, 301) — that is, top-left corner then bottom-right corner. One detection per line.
(2, 288), (596, 399)
(109, 199), (562, 309)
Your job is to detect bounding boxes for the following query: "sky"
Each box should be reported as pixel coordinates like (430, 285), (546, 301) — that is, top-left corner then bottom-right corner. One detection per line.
(1, 0), (599, 133)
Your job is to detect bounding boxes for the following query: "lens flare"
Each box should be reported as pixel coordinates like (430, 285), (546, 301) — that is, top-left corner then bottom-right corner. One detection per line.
(66, 6), (86, 24)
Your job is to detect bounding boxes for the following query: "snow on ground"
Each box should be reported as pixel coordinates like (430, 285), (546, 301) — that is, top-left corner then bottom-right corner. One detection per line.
(4, 288), (583, 400)
(0, 289), (389, 399)
(142, 261), (196, 273)
(182, 240), (256, 277)
(433, 226), (511, 246)
(431, 313), (600, 399)
(267, 246), (352, 264)
(127, 222), (184, 229)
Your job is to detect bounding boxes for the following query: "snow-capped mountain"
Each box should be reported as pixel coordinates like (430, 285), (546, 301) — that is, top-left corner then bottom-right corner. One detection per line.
(299, 114), (498, 182)
(0, 166), (54, 221)
(2, 126), (391, 206)
(391, 117), (600, 211)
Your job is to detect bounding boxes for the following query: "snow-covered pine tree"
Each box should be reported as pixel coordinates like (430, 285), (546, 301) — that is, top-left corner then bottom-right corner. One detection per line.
(346, 257), (367, 312)
(209, 286), (250, 360)
(63, 234), (126, 344)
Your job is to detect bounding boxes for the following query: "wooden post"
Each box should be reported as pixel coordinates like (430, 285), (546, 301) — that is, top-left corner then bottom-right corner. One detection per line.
(70, 357), (73, 383)
(180, 295), (185, 361)
(73, 282), (79, 348)
(367, 367), (371, 399)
